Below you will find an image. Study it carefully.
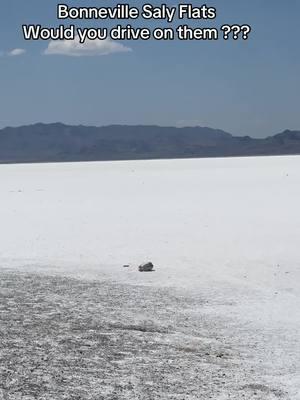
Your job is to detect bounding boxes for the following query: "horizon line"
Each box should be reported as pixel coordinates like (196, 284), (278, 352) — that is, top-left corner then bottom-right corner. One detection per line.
(0, 121), (298, 140)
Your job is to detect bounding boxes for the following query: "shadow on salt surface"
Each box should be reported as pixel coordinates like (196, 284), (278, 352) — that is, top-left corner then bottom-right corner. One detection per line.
(240, 384), (286, 398)
(0, 270), (290, 400)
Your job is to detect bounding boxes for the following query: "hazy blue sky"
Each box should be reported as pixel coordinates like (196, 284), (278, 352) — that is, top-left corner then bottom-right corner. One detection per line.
(0, 0), (299, 137)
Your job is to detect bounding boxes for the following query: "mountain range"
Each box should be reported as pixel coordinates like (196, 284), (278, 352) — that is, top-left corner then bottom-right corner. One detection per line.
(0, 123), (299, 163)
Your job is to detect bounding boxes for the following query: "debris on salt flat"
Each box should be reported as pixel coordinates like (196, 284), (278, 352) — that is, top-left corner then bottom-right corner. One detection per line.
(138, 262), (154, 272)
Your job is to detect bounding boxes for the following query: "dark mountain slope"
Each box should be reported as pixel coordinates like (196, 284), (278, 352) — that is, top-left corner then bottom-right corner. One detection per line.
(0, 124), (299, 163)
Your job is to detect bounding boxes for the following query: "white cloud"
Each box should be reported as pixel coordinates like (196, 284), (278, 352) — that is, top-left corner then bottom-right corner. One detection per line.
(8, 48), (26, 56)
(44, 36), (131, 57)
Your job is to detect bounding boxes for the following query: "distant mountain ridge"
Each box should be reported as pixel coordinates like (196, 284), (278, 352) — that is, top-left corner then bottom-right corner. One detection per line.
(0, 123), (299, 163)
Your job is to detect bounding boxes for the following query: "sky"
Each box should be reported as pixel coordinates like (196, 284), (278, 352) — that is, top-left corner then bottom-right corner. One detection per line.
(0, 0), (299, 137)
